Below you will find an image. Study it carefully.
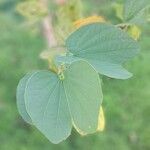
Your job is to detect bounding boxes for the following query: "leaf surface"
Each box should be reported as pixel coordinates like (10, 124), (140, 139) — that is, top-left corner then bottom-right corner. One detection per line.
(124, 0), (150, 24)
(63, 61), (103, 133)
(24, 61), (102, 143)
(66, 23), (140, 79)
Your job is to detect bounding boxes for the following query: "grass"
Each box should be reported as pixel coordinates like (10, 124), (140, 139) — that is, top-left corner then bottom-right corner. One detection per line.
(0, 1), (150, 150)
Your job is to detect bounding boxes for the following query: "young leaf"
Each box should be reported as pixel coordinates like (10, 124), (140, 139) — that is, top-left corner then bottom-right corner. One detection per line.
(123, 0), (150, 24)
(66, 23), (140, 79)
(16, 73), (35, 124)
(55, 55), (82, 66)
(24, 60), (102, 143)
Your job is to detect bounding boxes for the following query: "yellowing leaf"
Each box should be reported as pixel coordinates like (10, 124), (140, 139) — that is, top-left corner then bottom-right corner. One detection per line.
(127, 25), (141, 40)
(97, 106), (105, 131)
(74, 16), (105, 28)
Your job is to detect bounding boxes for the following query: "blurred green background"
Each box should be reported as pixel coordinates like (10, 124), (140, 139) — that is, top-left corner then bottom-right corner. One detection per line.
(0, 0), (150, 150)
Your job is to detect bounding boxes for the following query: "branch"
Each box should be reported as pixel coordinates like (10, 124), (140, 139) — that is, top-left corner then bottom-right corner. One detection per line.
(42, 16), (57, 48)
(41, 0), (57, 48)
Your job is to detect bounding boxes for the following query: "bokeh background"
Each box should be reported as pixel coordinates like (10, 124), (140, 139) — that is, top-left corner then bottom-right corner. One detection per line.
(0, 0), (150, 150)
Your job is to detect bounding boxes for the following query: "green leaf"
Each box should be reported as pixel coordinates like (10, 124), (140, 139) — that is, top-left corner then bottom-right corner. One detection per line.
(55, 55), (82, 66)
(123, 0), (150, 24)
(66, 23), (140, 79)
(23, 60), (102, 143)
(63, 60), (103, 133)
(16, 73), (34, 124)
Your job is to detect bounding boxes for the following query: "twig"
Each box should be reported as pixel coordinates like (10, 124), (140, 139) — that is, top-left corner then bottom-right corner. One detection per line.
(41, 0), (57, 48)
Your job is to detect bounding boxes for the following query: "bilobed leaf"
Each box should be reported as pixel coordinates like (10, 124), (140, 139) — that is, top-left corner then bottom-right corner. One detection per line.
(16, 73), (34, 124)
(123, 0), (150, 24)
(24, 60), (102, 144)
(66, 23), (140, 79)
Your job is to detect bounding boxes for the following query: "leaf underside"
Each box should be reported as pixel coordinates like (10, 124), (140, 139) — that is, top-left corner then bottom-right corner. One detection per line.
(17, 61), (103, 144)
(64, 23), (139, 79)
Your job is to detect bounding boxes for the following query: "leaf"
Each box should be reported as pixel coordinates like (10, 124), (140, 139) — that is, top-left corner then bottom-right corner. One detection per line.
(123, 0), (150, 24)
(65, 23), (140, 79)
(23, 60), (102, 143)
(97, 106), (105, 131)
(63, 61), (103, 133)
(55, 55), (82, 66)
(127, 25), (141, 40)
(16, 72), (34, 124)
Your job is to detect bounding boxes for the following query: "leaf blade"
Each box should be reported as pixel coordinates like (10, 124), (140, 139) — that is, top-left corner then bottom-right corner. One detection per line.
(64, 60), (103, 134)
(66, 23), (140, 79)
(123, 0), (150, 24)
(23, 61), (103, 143)
(25, 71), (72, 144)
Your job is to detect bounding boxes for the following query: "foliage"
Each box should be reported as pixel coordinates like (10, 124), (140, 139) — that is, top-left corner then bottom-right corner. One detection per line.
(17, 61), (103, 143)
(0, 0), (150, 149)
(113, 0), (150, 40)
(113, 0), (150, 25)
(61, 23), (139, 79)
(123, 0), (150, 24)
(14, 0), (150, 144)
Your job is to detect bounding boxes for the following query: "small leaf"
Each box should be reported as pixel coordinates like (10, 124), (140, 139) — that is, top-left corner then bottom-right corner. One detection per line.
(23, 60), (102, 143)
(66, 23), (140, 79)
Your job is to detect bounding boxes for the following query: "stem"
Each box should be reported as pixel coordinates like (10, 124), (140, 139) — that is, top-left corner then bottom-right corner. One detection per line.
(41, 0), (57, 48)
(41, 0), (67, 48)
(42, 16), (57, 47)
(40, 0), (67, 73)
